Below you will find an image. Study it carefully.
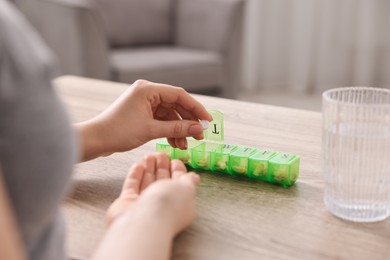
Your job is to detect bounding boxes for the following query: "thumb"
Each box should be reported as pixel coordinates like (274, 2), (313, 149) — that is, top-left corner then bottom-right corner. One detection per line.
(152, 120), (204, 138)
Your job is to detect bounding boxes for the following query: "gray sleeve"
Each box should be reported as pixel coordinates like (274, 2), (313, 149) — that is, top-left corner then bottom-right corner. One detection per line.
(0, 2), (78, 260)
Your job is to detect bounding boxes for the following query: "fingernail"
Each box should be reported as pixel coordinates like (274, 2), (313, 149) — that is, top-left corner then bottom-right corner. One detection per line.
(188, 124), (203, 135)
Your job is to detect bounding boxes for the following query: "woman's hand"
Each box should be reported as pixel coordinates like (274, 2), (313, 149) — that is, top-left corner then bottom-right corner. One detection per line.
(76, 80), (212, 161)
(93, 153), (200, 260)
(106, 152), (199, 234)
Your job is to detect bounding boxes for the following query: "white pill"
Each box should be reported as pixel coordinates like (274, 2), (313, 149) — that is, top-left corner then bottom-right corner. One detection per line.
(200, 120), (210, 130)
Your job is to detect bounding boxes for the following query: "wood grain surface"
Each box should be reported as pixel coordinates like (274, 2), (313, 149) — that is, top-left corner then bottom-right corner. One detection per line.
(54, 76), (390, 260)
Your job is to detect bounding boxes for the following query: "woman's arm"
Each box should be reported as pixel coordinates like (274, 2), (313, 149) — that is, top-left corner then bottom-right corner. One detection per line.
(75, 80), (212, 162)
(93, 207), (174, 260)
(0, 168), (26, 260)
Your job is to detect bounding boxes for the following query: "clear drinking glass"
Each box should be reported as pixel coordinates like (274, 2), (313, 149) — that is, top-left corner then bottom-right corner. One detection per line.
(322, 87), (390, 222)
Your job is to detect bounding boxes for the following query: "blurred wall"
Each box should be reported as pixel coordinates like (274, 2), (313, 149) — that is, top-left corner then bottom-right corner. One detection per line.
(242, 0), (390, 93)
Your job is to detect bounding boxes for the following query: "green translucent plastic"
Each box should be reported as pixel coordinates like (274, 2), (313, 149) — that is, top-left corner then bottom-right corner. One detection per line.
(156, 139), (174, 158)
(229, 147), (257, 176)
(268, 153), (300, 187)
(192, 142), (223, 170)
(248, 150), (278, 181)
(204, 110), (224, 143)
(210, 144), (238, 173)
(173, 138), (203, 166)
(155, 110), (300, 187)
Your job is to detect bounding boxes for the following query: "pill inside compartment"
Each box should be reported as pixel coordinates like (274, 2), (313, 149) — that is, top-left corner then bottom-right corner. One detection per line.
(248, 150), (278, 181)
(268, 153), (300, 187)
(192, 142), (223, 170)
(228, 147), (257, 176)
(173, 138), (204, 167)
(210, 144), (238, 173)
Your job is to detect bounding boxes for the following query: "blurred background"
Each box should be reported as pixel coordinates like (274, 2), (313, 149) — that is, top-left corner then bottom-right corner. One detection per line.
(12, 0), (390, 111)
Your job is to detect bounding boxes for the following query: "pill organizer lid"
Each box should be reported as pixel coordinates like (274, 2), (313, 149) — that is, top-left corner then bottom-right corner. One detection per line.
(269, 153), (299, 164)
(204, 110), (224, 143)
(250, 150), (278, 160)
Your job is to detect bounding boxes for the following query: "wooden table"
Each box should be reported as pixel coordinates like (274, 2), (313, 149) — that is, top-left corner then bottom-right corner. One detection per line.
(55, 76), (390, 260)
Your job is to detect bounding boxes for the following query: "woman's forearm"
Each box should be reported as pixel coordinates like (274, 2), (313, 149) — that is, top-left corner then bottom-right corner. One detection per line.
(93, 209), (174, 260)
(75, 119), (110, 162)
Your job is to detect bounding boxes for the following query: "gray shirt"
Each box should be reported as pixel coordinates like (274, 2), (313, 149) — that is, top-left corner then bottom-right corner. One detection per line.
(0, 1), (78, 259)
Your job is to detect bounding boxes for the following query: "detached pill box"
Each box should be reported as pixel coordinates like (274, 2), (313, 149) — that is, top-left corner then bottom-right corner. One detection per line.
(156, 110), (300, 188)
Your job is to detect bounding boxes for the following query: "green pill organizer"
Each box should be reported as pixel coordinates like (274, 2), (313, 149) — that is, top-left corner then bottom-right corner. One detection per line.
(156, 110), (300, 188)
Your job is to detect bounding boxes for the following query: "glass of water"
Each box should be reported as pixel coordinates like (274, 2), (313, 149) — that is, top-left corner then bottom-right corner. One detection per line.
(322, 87), (390, 222)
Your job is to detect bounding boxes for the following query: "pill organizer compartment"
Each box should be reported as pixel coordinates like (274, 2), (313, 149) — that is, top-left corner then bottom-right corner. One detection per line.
(248, 150), (278, 181)
(210, 144), (238, 173)
(156, 139), (174, 158)
(192, 142), (223, 170)
(228, 147), (258, 176)
(172, 139), (203, 166)
(268, 153), (300, 188)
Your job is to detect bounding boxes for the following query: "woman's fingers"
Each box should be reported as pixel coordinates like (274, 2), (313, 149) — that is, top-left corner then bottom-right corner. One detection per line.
(179, 172), (201, 187)
(140, 155), (157, 191)
(151, 83), (212, 122)
(170, 159), (187, 180)
(121, 163), (145, 197)
(156, 152), (170, 180)
(150, 119), (203, 141)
